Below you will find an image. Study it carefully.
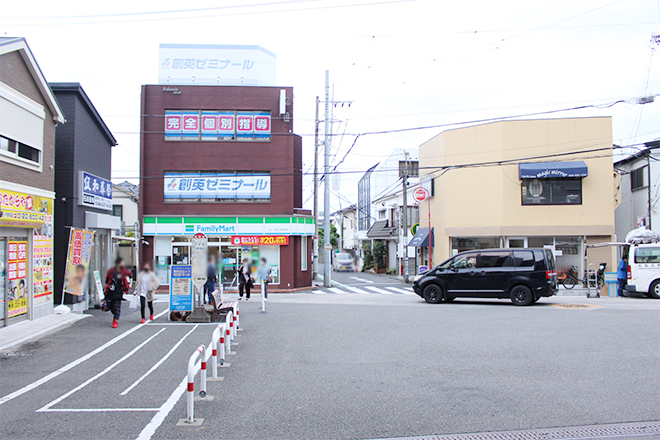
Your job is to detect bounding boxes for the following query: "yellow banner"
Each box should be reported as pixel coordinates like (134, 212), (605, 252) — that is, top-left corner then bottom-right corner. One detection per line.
(0, 189), (48, 228)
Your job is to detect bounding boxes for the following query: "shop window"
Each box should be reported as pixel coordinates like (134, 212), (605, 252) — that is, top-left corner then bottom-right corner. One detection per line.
(631, 167), (647, 191)
(521, 178), (582, 205)
(451, 237), (500, 255)
(301, 237), (308, 271)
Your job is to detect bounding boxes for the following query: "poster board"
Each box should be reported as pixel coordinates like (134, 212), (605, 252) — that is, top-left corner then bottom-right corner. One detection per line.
(169, 265), (193, 312)
(63, 228), (95, 299)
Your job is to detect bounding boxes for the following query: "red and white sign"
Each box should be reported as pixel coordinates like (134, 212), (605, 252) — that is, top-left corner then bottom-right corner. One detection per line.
(182, 112), (200, 137)
(412, 187), (430, 203)
(236, 113), (254, 137)
(231, 236), (289, 246)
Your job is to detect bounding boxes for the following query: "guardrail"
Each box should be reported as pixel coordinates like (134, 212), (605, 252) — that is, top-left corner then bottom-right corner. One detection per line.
(185, 344), (208, 424)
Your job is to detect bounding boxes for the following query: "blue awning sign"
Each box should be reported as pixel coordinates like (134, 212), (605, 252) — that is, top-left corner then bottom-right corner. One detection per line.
(518, 161), (588, 179)
(408, 227), (434, 247)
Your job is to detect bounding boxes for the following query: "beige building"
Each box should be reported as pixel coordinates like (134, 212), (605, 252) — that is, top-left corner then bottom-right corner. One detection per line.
(418, 117), (616, 275)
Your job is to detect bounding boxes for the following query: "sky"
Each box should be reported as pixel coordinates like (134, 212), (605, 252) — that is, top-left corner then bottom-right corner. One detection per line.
(1, 0), (659, 214)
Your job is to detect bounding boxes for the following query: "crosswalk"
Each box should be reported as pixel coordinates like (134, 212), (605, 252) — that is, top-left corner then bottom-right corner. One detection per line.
(310, 285), (416, 295)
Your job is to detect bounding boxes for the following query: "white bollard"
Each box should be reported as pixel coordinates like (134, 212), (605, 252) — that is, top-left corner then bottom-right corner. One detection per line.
(225, 311), (233, 354)
(186, 344), (207, 424)
(261, 281), (266, 312)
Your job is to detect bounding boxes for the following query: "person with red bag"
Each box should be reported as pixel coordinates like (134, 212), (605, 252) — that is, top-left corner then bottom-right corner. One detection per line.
(104, 257), (130, 328)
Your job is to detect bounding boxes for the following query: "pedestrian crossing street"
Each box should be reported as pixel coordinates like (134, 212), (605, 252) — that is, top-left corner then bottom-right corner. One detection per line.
(310, 285), (416, 295)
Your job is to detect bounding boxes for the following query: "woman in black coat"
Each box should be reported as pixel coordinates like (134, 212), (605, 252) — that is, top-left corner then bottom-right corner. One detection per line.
(238, 258), (253, 300)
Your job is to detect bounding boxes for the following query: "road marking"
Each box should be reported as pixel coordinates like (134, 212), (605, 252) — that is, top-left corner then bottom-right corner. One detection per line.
(329, 287), (349, 295)
(364, 286), (391, 294)
(39, 407), (160, 412)
(349, 276), (374, 284)
(386, 287), (415, 295)
(550, 304), (602, 309)
(343, 285), (370, 294)
(37, 328), (166, 412)
(312, 290), (327, 294)
(137, 376), (187, 440)
(0, 308), (170, 407)
(120, 325), (198, 396)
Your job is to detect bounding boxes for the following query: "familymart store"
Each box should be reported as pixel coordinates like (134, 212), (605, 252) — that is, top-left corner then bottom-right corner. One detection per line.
(142, 216), (314, 290)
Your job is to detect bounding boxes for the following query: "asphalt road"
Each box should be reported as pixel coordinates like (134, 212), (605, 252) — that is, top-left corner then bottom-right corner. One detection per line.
(1, 274), (659, 440)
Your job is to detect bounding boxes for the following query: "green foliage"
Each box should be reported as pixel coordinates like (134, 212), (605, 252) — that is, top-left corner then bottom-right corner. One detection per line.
(373, 241), (387, 270)
(318, 224), (339, 250)
(361, 242), (374, 271)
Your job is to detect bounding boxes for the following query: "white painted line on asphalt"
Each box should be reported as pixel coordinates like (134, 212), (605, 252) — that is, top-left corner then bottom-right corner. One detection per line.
(385, 287), (416, 295)
(0, 308), (170, 407)
(120, 325), (199, 396)
(343, 285), (371, 294)
(328, 287), (349, 295)
(40, 407), (160, 412)
(364, 286), (391, 294)
(312, 290), (327, 294)
(136, 374), (188, 439)
(37, 328), (166, 412)
(349, 276), (374, 283)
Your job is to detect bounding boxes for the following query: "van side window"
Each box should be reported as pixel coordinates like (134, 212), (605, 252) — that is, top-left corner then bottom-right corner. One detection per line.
(453, 252), (478, 269)
(634, 247), (660, 263)
(477, 252), (513, 268)
(513, 250), (535, 267)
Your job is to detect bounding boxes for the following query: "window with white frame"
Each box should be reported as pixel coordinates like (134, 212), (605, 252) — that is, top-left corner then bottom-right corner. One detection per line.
(0, 135), (40, 165)
(301, 237), (308, 271)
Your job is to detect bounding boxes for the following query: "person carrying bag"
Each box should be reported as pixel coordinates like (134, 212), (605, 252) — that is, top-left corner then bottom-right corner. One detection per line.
(104, 257), (130, 328)
(134, 263), (160, 323)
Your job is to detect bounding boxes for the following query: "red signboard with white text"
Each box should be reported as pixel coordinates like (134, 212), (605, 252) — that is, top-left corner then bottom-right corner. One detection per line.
(231, 236), (289, 246)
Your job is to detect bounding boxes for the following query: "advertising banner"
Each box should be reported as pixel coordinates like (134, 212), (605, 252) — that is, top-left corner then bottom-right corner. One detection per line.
(165, 110), (182, 140)
(236, 111), (254, 139)
(79, 172), (113, 211)
(182, 110), (200, 140)
(33, 197), (53, 303)
(0, 189), (47, 228)
(7, 239), (28, 318)
(218, 111), (235, 140)
(169, 265), (193, 312)
(63, 228), (95, 298)
(201, 111), (218, 141)
(253, 112), (271, 139)
(164, 172), (270, 200)
(230, 236), (289, 246)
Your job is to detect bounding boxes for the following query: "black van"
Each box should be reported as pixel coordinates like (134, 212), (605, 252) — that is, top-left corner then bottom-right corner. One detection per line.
(412, 248), (557, 306)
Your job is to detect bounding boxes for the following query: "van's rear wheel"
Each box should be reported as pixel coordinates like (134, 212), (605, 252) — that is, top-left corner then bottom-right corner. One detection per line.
(510, 285), (534, 306)
(423, 284), (443, 304)
(649, 280), (660, 299)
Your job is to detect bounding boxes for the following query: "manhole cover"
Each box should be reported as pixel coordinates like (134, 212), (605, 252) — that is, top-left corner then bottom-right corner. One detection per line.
(551, 304), (600, 309)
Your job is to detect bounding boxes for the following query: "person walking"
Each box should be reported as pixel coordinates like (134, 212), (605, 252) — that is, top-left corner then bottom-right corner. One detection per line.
(238, 257), (253, 300)
(617, 255), (628, 297)
(256, 257), (271, 301)
(204, 255), (217, 304)
(105, 257), (130, 328)
(134, 263), (160, 323)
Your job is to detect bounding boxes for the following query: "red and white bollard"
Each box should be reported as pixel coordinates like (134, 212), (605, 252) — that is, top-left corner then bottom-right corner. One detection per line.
(210, 323), (226, 379)
(225, 311), (233, 354)
(186, 344), (207, 424)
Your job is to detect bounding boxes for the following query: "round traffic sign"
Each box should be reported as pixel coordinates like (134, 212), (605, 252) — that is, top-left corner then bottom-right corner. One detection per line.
(324, 243), (333, 251)
(412, 187), (430, 203)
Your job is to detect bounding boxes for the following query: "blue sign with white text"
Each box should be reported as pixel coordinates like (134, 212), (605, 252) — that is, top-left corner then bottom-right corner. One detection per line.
(169, 265), (193, 312)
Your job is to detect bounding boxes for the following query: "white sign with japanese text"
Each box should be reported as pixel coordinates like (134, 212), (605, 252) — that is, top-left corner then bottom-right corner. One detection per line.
(159, 44), (276, 86)
(164, 172), (270, 200)
(78, 172), (112, 211)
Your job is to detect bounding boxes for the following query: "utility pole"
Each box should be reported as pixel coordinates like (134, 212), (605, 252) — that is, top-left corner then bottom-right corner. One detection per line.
(313, 96), (320, 281)
(323, 70), (331, 287)
(402, 152), (409, 283)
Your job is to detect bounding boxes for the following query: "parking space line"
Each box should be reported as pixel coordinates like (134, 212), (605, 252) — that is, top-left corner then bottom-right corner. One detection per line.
(120, 325), (198, 396)
(0, 308), (170, 407)
(37, 329), (166, 412)
(39, 407), (160, 412)
(136, 374), (188, 439)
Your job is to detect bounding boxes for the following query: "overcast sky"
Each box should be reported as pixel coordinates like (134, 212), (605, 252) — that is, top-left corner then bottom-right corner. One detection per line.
(2, 0), (659, 213)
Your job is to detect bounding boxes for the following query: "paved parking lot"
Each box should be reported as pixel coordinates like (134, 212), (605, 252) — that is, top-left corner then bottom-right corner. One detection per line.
(1, 289), (658, 440)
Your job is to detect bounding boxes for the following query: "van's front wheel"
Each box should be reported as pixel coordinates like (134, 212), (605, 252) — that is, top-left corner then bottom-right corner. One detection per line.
(423, 284), (444, 304)
(510, 285), (534, 306)
(649, 280), (660, 299)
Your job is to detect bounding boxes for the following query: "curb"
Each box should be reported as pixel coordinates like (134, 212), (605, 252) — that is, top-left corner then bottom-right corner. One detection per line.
(0, 313), (90, 352)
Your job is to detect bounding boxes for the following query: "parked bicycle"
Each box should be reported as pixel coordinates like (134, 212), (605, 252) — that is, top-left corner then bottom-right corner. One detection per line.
(559, 264), (606, 289)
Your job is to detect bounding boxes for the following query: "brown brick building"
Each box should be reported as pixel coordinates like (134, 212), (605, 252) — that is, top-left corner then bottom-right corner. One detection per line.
(139, 85), (313, 291)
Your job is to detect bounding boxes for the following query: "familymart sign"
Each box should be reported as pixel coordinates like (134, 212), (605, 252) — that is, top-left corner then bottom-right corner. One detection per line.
(143, 216), (315, 236)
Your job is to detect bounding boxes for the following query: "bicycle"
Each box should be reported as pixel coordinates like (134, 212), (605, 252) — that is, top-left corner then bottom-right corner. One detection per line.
(560, 265), (604, 289)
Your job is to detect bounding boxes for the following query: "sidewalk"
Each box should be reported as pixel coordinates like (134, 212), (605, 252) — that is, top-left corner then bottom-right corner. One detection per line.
(0, 313), (89, 352)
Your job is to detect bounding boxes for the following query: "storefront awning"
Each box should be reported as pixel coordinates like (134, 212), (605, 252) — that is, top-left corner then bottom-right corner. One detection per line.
(408, 227), (434, 247)
(518, 161), (588, 179)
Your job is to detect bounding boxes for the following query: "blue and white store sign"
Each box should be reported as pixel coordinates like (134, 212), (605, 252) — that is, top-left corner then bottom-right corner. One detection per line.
(169, 265), (193, 312)
(78, 172), (113, 211)
(164, 172), (270, 200)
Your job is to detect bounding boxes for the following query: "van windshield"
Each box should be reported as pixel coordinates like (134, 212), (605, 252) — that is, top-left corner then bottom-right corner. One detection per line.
(336, 253), (352, 262)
